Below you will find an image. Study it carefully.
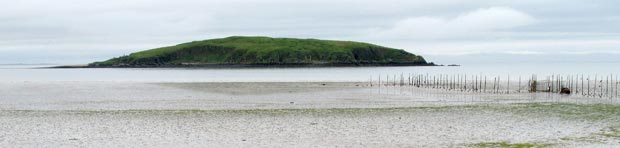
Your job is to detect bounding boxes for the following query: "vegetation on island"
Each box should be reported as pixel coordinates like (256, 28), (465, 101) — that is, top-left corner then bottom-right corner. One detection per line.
(89, 36), (430, 67)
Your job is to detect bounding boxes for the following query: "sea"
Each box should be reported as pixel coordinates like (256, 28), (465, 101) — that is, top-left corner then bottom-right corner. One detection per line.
(1, 61), (619, 82)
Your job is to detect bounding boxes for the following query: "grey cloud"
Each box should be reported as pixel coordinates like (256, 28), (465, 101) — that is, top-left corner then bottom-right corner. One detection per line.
(1, 0), (620, 64)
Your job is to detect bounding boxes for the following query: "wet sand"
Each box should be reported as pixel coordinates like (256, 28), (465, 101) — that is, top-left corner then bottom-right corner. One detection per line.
(0, 81), (609, 110)
(1, 82), (619, 147)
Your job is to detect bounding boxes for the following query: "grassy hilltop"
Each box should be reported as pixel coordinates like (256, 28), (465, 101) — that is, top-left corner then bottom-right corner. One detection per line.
(90, 36), (430, 67)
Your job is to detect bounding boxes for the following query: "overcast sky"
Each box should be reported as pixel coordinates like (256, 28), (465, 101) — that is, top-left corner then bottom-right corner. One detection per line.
(2, 0), (620, 64)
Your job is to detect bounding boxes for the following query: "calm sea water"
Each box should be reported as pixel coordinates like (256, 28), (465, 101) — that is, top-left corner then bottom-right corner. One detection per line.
(1, 62), (619, 82)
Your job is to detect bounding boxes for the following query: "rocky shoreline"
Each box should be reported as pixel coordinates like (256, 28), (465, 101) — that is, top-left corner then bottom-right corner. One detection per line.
(51, 62), (439, 68)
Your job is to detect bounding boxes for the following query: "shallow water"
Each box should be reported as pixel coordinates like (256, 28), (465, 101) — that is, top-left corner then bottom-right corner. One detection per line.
(1, 62), (619, 82)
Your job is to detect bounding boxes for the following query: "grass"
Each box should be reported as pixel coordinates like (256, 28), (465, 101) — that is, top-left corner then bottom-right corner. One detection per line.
(90, 36), (427, 66)
(470, 142), (553, 148)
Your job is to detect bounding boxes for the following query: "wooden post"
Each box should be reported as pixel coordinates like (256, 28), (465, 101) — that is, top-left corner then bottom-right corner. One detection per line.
(493, 77), (497, 94)
(615, 74), (618, 97)
(573, 75), (576, 93)
(582, 75), (585, 96)
(407, 73), (410, 86)
(474, 75), (478, 92)
(461, 74), (464, 91)
(559, 75), (562, 92)
(457, 74), (460, 90)
(609, 74), (612, 98)
(394, 74), (397, 87)
(426, 73), (429, 88)
(442, 74), (445, 89)
(557, 75), (560, 93)
(444, 74), (447, 89)
(530, 74), (537, 93)
(455, 75), (458, 90)
(446, 74), (452, 90)
(576, 74), (579, 94)
(416, 74), (419, 87)
(545, 76), (551, 92)
(573, 75), (579, 94)
(614, 74), (618, 97)
(386, 75), (389, 87)
(445, 74), (448, 89)
(495, 76), (502, 93)
(497, 76), (500, 93)
(472, 75), (475, 92)
(460, 74), (463, 91)
(479, 74), (483, 92)
(452, 74), (456, 90)
(453, 74), (456, 90)
(412, 73), (415, 87)
(435, 74), (442, 89)
(464, 74), (467, 91)
(565, 75), (568, 92)
(551, 75), (555, 93)
(507, 75), (510, 94)
(403, 73), (405, 87)
(447, 74), (450, 90)
(561, 75), (564, 93)
(518, 76), (521, 93)
(607, 75), (610, 98)
(461, 75), (467, 91)
(432, 75), (435, 88)
(438, 74), (442, 89)
(568, 75), (571, 93)
(413, 74), (416, 87)
(594, 75), (598, 97)
(574, 74), (577, 93)
(569, 75), (571, 92)
(450, 74), (454, 90)
(370, 75), (373, 87)
(588, 75), (591, 96)
(484, 76), (487, 93)
(480, 75), (483, 92)
(562, 75), (565, 92)
(573, 75), (577, 94)
(600, 75), (604, 98)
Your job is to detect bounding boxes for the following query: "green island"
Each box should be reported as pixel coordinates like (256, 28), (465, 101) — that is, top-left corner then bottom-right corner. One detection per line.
(82, 36), (433, 68)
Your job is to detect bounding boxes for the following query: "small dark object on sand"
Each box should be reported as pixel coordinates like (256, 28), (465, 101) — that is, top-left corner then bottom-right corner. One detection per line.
(321, 83), (326, 86)
(560, 88), (571, 95)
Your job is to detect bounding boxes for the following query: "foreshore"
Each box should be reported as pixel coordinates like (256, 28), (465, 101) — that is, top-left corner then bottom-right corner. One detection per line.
(1, 81), (619, 147)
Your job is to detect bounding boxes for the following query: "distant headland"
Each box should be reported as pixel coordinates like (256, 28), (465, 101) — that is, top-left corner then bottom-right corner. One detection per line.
(61, 36), (437, 68)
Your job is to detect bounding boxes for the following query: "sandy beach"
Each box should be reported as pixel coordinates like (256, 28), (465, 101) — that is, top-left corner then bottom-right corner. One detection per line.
(1, 82), (620, 147)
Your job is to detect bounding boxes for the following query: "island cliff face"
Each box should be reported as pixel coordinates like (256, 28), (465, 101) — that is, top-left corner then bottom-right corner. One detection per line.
(89, 36), (431, 67)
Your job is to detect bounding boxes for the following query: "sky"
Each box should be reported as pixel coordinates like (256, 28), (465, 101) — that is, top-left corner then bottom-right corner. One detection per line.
(1, 0), (620, 64)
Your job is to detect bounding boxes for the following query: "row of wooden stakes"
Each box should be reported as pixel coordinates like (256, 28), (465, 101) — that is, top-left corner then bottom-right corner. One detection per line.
(368, 74), (619, 99)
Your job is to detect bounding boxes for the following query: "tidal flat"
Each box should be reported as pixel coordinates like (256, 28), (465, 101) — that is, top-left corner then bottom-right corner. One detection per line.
(1, 82), (619, 147)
